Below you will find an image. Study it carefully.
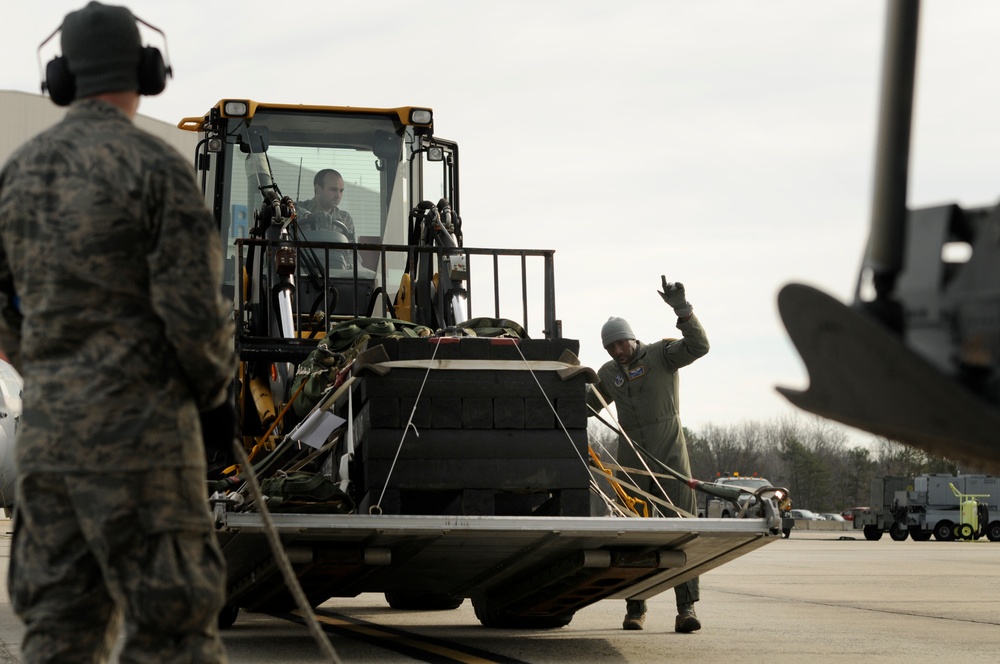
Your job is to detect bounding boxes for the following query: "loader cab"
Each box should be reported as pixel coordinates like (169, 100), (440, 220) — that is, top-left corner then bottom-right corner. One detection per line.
(180, 101), (453, 313)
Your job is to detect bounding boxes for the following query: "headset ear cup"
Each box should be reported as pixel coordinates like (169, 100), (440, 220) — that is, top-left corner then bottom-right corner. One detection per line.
(44, 56), (75, 107)
(137, 46), (167, 96)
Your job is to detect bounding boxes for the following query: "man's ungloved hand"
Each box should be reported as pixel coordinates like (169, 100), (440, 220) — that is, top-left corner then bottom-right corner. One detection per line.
(658, 276), (693, 318)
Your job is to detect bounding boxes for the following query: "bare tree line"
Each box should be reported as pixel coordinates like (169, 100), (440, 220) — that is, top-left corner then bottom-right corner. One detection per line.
(588, 414), (994, 514)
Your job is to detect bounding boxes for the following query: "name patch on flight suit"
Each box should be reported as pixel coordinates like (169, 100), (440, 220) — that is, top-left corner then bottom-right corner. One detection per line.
(614, 365), (645, 388)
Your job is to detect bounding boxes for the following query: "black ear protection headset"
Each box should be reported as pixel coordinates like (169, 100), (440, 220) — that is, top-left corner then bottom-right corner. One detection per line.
(36, 14), (173, 107)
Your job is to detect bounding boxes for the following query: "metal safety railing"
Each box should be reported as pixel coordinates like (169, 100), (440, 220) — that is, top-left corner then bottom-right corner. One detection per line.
(233, 238), (559, 362)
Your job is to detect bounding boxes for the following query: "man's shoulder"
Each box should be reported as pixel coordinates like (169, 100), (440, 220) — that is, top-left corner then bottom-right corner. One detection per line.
(596, 359), (620, 379)
(1, 114), (79, 168)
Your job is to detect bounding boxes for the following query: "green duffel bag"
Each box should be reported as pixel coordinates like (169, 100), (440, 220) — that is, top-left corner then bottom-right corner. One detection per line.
(258, 471), (355, 514)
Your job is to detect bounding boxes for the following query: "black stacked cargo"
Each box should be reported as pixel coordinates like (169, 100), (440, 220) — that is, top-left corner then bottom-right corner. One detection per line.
(351, 336), (594, 516)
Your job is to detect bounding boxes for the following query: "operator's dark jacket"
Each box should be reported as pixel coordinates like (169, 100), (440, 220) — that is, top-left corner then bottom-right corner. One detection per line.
(587, 314), (709, 514)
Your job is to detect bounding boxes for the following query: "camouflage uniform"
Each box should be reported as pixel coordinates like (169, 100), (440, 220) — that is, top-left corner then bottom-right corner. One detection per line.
(296, 197), (357, 241)
(0, 99), (235, 662)
(588, 314), (709, 614)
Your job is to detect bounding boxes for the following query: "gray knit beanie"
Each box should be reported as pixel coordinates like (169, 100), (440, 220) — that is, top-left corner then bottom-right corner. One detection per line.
(601, 316), (635, 347)
(61, 2), (141, 99)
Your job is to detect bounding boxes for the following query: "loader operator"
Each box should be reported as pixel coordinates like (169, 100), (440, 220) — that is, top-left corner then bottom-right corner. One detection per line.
(0, 2), (235, 662)
(297, 168), (357, 242)
(587, 277), (709, 633)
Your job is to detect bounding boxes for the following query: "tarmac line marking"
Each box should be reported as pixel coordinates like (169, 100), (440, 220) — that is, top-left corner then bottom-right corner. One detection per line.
(714, 590), (1000, 626)
(279, 609), (530, 664)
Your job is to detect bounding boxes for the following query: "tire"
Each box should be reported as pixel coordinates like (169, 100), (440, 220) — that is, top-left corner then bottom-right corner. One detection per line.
(218, 603), (240, 630)
(472, 597), (574, 629)
(385, 592), (464, 611)
(909, 527), (932, 542)
(933, 520), (955, 542)
(889, 521), (909, 542)
(956, 523), (974, 540)
(987, 521), (1000, 542)
(721, 510), (731, 519)
(863, 525), (884, 541)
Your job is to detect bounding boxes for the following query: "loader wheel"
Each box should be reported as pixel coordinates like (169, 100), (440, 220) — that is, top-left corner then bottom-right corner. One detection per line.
(472, 597), (574, 629)
(933, 520), (955, 542)
(863, 525), (883, 541)
(909, 528), (932, 542)
(888, 521), (909, 541)
(218, 603), (240, 630)
(385, 592), (464, 611)
(987, 521), (1000, 542)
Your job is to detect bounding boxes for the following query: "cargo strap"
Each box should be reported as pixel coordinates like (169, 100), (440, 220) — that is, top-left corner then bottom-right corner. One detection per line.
(590, 448), (648, 517)
(588, 389), (684, 518)
(607, 474), (697, 519)
(369, 339), (442, 515)
(596, 462), (699, 518)
(604, 462), (682, 482)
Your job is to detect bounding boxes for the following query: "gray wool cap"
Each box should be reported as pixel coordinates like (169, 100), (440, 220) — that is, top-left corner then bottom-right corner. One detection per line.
(601, 316), (635, 347)
(62, 2), (141, 99)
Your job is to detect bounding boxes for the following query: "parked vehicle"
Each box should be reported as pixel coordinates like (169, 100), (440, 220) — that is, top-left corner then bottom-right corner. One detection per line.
(854, 475), (999, 542)
(789, 509), (824, 521)
(841, 507), (869, 522)
(698, 474), (794, 538)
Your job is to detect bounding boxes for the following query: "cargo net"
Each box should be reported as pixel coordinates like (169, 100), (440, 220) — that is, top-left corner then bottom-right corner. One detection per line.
(215, 316), (702, 520)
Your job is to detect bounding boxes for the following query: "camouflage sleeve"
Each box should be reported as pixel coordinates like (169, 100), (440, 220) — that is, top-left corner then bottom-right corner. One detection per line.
(662, 313), (710, 370)
(0, 239), (22, 372)
(146, 150), (236, 410)
(341, 210), (357, 240)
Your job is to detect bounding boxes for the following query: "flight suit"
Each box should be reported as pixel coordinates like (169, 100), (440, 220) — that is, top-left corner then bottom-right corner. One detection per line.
(588, 314), (709, 612)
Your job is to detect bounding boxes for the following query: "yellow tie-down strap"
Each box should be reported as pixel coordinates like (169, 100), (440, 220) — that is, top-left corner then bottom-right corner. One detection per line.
(352, 345), (598, 382)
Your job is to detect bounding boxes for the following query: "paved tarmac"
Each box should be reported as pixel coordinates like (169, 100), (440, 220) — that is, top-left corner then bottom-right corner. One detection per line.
(2, 515), (999, 662)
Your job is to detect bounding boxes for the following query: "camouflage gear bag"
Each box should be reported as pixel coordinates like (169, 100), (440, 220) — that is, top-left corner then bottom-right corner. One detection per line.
(259, 471), (355, 513)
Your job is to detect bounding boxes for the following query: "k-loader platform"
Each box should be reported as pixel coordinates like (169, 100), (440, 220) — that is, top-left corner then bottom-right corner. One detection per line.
(176, 98), (788, 629)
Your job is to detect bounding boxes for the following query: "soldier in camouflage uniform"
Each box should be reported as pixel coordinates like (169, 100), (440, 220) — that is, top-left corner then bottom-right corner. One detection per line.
(587, 277), (709, 634)
(0, 3), (235, 662)
(296, 168), (357, 241)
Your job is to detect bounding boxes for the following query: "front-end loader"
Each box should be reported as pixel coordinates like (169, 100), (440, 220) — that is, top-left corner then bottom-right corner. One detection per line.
(178, 98), (788, 629)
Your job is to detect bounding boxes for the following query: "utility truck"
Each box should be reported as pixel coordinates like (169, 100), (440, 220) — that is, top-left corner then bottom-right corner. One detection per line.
(854, 474), (999, 542)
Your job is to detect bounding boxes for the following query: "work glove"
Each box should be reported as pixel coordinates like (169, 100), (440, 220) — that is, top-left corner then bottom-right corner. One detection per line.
(658, 276), (693, 318)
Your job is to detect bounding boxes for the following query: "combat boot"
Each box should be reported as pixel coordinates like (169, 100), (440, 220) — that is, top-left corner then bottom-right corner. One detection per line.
(622, 599), (646, 630)
(675, 603), (701, 633)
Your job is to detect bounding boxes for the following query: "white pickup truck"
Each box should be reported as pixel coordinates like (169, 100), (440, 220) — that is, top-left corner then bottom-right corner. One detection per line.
(702, 475), (794, 538)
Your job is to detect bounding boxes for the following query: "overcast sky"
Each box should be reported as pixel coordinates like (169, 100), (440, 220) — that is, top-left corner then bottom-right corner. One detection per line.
(5, 0), (1000, 445)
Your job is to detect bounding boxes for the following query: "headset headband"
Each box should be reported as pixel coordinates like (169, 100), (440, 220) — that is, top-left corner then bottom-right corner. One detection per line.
(36, 13), (173, 92)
